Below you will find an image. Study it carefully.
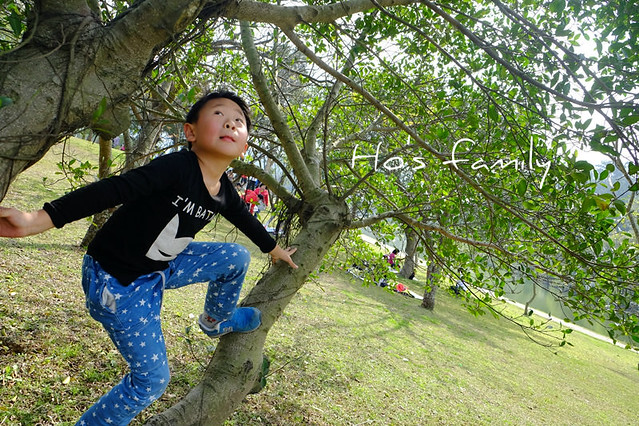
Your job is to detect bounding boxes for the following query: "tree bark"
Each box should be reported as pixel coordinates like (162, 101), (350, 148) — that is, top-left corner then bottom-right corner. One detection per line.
(0, 0), (419, 202)
(0, 0), (211, 200)
(421, 260), (439, 311)
(146, 193), (349, 425)
(126, 81), (177, 170)
(80, 135), (112, 247)
(398, 227), (417, 279)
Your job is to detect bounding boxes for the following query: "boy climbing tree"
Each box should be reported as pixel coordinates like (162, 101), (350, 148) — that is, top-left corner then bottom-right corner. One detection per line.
(0, 91), (297, 425)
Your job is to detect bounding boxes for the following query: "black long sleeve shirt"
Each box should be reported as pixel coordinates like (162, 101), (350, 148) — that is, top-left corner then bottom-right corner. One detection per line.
(43, 149), (276, 285)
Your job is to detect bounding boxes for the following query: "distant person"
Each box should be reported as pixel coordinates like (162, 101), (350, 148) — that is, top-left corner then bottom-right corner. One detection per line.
(247, 177), (258, 191)
(243, 187), (260, 216)
(386, 248), (400, 268)
(450, 269), (468, 295)
(254, 183), (270, 217)
(393, 282), (414, 297)
(0, 90), (298, 425)
(235, 182), (244, 195)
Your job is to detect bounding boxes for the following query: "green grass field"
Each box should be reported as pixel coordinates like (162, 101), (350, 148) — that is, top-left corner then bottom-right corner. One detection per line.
(1, 139), (637, 425)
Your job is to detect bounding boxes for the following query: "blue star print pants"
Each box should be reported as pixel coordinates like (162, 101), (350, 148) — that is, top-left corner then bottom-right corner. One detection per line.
(76, 241), (251, 426)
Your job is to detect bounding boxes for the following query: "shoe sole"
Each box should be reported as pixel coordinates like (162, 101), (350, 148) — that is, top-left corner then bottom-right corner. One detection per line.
(198, 318), (261, 338)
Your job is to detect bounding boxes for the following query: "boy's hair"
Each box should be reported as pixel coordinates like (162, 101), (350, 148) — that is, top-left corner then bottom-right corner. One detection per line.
(185, 90), (252, 140)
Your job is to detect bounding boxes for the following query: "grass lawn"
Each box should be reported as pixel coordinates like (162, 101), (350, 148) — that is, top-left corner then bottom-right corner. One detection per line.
(1, 139), (638, 425)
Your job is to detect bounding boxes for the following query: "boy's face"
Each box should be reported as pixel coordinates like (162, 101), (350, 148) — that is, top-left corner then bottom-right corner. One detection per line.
(184, 97), (249, 160)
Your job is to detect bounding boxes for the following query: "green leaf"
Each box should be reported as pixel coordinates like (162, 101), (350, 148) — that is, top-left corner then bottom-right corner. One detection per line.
(8, 10), (23, 36)
(571, 171), (591, 184)
(92, 97), (108, 121)
(629, 163), (639, 175)
(621, 115), (639, 126)
(589, 139), (620, 156)
(488, 104), (499, 121)
(516, 179), (527, 196)
(593, 196), (609, 210)
(629, 181), (639, 192)
(574, 161), (594, 172)
(0, 96), (14, 109)
(593, 239), (603, 256)
(581, 197), (595, 212)
(549, 0), (566, 14)
(613, 200), (626, 215)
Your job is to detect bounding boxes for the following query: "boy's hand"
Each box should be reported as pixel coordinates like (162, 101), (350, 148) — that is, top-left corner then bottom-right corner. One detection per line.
(0, 207), (54, 238)
(269, 245), (298, 269)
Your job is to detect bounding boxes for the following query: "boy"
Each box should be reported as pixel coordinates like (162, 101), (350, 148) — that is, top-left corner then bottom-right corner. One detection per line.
(0, 90), (297, 425)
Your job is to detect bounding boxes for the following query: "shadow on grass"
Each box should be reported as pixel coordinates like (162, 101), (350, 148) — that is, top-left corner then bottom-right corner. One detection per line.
(0, 238), (85, 253)
(230, 396), (330, 426)
(330, 270), (538, 356)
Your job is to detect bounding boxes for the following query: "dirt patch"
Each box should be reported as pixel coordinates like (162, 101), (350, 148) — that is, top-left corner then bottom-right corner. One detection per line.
(0, 336), (27, 355)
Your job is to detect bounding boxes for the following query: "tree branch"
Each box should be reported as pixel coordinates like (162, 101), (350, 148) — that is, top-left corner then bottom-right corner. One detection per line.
(226, 0), (418, 29)
(282, 9), (619, 272)
(229, 159), (300, 210)
(107, 0), (211, 69)
(400, 214), (513, 255)
(240, 20), (319, 198)
(347, 209), (512, 255)
(307, 23), (369, 195)
(245, 141), (300, 195)
(347, 210), (400, 228)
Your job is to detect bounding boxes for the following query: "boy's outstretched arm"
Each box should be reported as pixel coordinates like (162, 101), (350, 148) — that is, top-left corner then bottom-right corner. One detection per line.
(269, 245), (298, 269)
(0, 207), (54, 238)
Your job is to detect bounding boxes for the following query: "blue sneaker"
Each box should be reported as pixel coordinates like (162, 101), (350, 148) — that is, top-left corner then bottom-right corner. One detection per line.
(198, 307), (262, 338)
